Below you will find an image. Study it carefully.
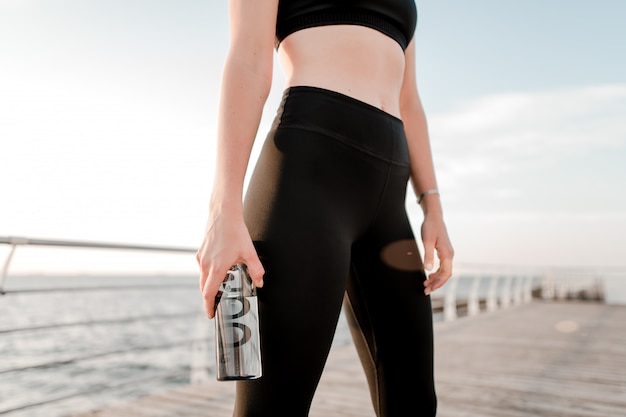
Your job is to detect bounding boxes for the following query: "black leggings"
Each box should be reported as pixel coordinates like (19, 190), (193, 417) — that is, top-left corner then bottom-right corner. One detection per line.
(239, 86), (436, 416)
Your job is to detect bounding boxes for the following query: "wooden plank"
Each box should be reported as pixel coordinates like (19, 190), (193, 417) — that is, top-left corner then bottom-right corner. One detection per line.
(72, 302), (626, 417)
(434, 302), (626, 417)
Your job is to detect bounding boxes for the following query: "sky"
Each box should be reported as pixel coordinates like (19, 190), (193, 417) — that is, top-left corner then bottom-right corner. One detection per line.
(1, 0), (625, 275)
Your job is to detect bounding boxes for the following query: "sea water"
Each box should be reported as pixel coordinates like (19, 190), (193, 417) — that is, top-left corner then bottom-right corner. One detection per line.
(0, 274), (353, 417)
(0, 273), (617, 417)
(0, 274), (204, 417)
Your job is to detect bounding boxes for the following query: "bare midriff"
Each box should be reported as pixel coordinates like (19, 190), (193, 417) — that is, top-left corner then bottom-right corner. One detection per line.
(277, 25), (406, 119)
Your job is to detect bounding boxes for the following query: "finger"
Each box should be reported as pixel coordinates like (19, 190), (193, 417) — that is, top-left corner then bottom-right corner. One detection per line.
(423, 274), (436, 287)
(198, 258), (210, 291)
(423, 268), (439, 295)
(422, 243), (435, 272)
(423, 263), (440, 286)
(433, 252), (453, 281)
(430, 276), (447, 292)
(423, 262), (450, 295)
(202, 281), (216, 319)
(424, 278), (438, 295)
(428, 259), (453, 292)
(199, 269), (209, 303)
(196, 242), (209, 291)
(202, 266), (228, 319)
(203, 297), (215, 319)
(245, 255), (265, 288)
(438, 256), (453, 280)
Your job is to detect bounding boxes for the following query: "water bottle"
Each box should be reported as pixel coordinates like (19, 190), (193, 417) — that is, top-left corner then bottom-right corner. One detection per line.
(214, 263), (262, 380)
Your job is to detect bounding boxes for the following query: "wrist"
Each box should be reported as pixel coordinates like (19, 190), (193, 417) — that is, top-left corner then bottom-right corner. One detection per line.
(417, 189), (439, 204)
(417, 190), (443, 216)
(209, 192), (244, 218)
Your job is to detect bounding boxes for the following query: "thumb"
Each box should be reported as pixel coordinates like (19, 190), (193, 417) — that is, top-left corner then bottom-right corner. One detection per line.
(245, 257), (265, 288)
(423, 242), (435, 272)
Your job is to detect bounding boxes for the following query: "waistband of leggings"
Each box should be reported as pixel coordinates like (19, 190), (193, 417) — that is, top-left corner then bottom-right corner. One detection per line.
(275, 85), (408, 163)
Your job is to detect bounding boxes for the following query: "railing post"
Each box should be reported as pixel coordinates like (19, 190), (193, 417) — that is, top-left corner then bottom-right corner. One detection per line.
(512, 275), (522, 306)
(522, 275), (533, 303)
(1, 243), (20, 295)
(593, 276), (605, 301)
(555, 274), (568, 300)
(486, 275), (498, 312)
(500, 275), (512, 308)
(542, 273), (555, 300)
(443, 275), (458, 322)
(468, 275), (481, 316)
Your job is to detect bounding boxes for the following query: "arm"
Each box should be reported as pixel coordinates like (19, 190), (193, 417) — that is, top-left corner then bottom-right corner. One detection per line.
(399, 40), (454, 295)
(197, 0), (278, 317)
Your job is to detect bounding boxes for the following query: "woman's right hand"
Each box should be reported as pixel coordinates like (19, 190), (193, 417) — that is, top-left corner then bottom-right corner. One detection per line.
(196, 210), (265, 319)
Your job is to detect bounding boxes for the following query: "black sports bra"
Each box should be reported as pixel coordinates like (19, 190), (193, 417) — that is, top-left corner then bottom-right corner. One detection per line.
(275, 0), (417, 51)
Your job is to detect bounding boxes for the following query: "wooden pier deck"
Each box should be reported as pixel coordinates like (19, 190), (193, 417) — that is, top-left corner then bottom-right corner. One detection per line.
(73, 301), (626, 417)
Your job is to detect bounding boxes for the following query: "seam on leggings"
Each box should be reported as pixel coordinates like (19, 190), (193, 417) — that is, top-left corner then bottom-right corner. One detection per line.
(277, 124), (410, 167)
(366, 124), (395, 233)
(346, 265), (382, 417)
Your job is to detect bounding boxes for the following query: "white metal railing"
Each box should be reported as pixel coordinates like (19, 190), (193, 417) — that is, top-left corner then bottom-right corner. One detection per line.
(539, 268), (606, 302)
(434, 272), (537, 322)
(0, 235), (196, 294)
(2, 235), (611, 315)
(432, 263), (609, 322)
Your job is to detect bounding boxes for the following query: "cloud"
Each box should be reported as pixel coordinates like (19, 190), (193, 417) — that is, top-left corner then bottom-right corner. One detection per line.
(428, 84), (626, 204)
(431, 83), (626, 157)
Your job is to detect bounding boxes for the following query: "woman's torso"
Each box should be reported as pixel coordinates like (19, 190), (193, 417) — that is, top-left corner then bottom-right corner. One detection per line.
(275, 1), (416, 119)
(278, 27), (405, 118)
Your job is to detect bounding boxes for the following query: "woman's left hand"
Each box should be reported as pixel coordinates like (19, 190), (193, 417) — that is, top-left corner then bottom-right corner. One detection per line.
(420, 213), (454, 295)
